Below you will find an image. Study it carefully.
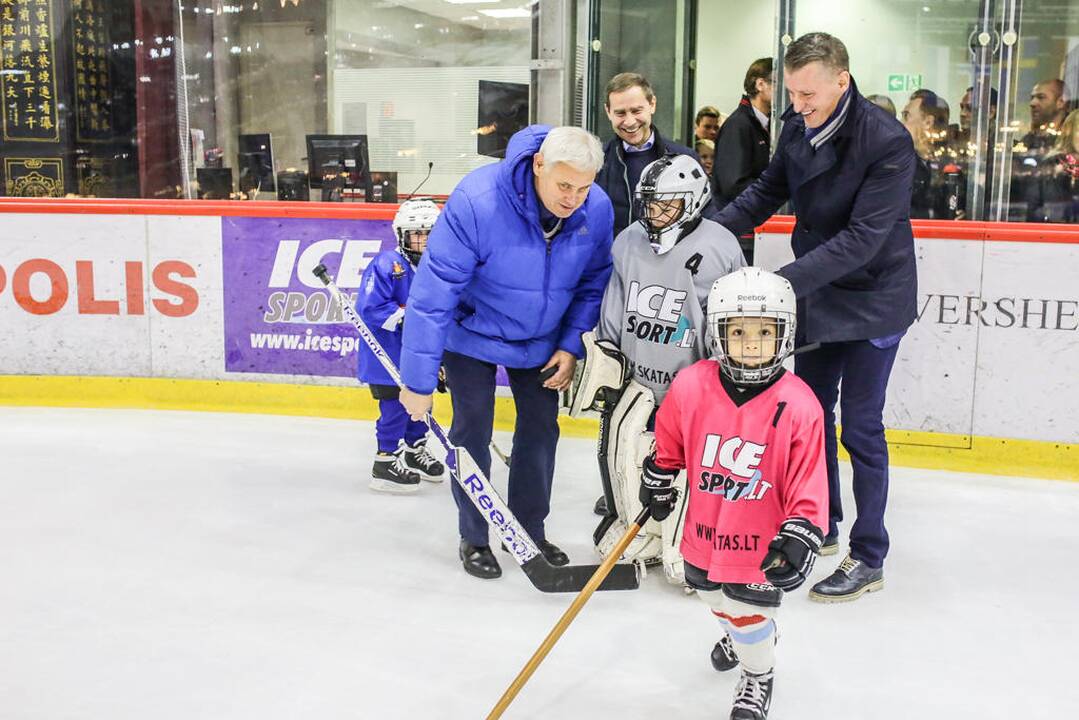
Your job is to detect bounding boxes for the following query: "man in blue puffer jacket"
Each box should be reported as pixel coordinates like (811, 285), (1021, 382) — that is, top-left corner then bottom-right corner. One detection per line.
(399, 125), (614, 580)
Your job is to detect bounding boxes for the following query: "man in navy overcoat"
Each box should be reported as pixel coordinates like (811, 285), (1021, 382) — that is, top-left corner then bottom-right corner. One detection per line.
(716, 32), (917, 602)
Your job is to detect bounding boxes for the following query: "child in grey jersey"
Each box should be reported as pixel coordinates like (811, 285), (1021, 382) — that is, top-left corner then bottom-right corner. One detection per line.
(590, 153), (746, 535)
(597, 153), (746, 404)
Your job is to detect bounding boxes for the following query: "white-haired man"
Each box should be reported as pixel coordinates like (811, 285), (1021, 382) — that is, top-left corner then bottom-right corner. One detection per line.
(400, 125), (615, 579)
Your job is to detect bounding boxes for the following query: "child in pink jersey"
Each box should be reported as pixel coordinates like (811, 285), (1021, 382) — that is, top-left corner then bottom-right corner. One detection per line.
(639, 267), (828, 720)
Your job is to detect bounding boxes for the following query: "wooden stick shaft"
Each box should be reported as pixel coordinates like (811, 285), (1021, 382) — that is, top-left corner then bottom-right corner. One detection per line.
(486, 510), (649, 719)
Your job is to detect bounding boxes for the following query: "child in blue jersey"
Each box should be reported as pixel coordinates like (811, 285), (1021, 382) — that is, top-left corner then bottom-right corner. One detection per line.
(357, 199), (446, 493)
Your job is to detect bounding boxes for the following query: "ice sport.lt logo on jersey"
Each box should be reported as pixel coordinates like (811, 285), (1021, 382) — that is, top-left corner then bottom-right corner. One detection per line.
(696, 433), (773, 501)
(623, 280), (696, 348)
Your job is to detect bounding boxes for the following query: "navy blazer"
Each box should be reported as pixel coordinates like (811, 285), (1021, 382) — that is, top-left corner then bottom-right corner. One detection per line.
(716, 78), (918, 344)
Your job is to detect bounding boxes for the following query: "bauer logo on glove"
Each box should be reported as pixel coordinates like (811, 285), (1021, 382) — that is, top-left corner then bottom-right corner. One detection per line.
(759, 517), (824, 592)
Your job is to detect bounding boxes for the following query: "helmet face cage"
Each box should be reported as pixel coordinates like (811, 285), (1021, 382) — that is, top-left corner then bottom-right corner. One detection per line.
(634, 192), (689, 238)
(633, 154), (711, 255)
(393, 200), (439, 265)
(397, 228), (429, 265)
(709, 309), (796, 385)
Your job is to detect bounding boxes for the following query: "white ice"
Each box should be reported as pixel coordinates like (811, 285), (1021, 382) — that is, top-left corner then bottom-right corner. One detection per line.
(1, 406), (1076, 719)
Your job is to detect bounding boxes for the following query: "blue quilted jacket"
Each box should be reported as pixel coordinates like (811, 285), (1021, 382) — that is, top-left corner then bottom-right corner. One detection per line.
(400, 125), (615, 394)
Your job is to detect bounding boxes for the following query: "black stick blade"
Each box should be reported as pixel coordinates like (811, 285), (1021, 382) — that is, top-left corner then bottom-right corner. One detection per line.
(521, 556), (640, 593)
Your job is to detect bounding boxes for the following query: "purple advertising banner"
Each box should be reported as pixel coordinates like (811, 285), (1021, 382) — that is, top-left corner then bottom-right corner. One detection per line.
(221, 216), (396, 378)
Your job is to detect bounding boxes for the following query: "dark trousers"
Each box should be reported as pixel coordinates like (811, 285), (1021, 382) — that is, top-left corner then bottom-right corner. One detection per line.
(443, 350), (561, 547)
(369, 385), (427, 454)
(375, 400), (427, 453)
(794, 340), (900, 569)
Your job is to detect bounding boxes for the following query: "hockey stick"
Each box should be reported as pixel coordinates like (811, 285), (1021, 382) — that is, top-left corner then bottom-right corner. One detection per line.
(486, 506), (652, 719)
(313, 264), (640, 593)
(490, 441), (511, 467)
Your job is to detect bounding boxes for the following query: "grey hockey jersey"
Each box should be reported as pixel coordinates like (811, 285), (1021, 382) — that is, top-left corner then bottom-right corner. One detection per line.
(597, 218), (746, 403)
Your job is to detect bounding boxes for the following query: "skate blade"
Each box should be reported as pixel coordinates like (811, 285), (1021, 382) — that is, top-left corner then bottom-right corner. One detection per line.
(369, 477), (420, 494)
(808, 578), (884, 603)
(416, 471), (445, 484)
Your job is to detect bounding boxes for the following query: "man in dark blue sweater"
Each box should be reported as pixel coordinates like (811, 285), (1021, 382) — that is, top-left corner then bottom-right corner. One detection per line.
(595, 73), (702, 239)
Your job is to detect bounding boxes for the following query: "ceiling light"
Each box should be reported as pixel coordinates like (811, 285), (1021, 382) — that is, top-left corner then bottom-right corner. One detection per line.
(480, 8), (531, 18)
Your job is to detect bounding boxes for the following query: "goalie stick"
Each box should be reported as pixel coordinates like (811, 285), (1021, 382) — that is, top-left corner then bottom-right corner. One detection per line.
(313, 263), (640, 593)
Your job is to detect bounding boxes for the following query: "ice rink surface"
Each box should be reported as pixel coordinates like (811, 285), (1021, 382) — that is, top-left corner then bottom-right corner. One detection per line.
(1, 406), (1076, 719)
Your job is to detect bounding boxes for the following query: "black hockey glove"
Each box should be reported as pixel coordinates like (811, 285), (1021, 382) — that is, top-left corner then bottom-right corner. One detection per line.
(760, 518), (824, 592)
(639, 454), (679, 522)
(437, 366), (448, 394)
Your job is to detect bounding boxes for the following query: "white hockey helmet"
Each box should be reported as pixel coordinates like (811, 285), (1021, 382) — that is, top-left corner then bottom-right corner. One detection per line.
(392, 199), (441, 265)
(633, 154), (712, 255)
(707, 268), (796, 385)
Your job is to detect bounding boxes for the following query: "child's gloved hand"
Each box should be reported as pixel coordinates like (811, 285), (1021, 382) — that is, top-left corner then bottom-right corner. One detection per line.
(639, 453), (678, 521)
(437, 366), (448, 394)
(760, 518), (823, 591)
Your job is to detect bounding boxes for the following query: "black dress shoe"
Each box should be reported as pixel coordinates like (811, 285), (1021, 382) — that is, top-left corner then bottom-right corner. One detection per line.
(539, 540), (569, 566)
(808, 554), (883, 603)
(459, 541), (502, 579)
(593, 495), (608, 516)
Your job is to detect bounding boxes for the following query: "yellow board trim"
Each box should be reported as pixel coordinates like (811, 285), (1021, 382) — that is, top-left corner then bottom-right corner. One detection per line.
(0, 375), (1074, 481)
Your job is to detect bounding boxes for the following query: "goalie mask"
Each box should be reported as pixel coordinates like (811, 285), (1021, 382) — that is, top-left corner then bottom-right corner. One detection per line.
(392, 199), (441, 266)
(633, 154), (712, 255)
(707, 268), (796, 385)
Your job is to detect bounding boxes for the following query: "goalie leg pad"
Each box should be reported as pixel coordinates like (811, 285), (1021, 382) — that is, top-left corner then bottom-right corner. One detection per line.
(658, 477), (690, 584)
(594, 380), (655, 558)
(594, 379), (686, 582)
(562, 331), (629, 416)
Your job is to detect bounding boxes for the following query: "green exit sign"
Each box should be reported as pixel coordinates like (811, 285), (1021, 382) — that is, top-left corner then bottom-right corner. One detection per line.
(887, 73), (923, 92)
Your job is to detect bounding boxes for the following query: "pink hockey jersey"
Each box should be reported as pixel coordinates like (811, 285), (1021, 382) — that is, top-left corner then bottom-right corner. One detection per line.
(654, 360), (829, 585)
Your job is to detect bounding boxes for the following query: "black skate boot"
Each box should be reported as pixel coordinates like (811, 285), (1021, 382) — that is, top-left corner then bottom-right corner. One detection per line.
(711, 633), (739, 672)
(370, 451), (421, 494)
(730, 669), (774, 720)
(402, 438), (445, 483)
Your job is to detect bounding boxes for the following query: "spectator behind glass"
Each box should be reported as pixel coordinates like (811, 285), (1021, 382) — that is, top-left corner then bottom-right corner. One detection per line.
(1012, 80), (1068, 220)
(1023, 79), (1068, 153)
(694, 105), (724, 142)
(713, 57), (773, 262)
(957, 86), (998, 145)
(902, 89), (952, 159)
(1027, 109), (1079, 223)
(903, 89), (962, 219)
(866, 94), (897, 118)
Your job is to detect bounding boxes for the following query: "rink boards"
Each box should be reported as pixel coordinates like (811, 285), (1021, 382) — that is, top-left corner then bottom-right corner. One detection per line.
(0, 201), (1075, 479)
